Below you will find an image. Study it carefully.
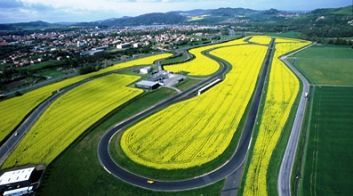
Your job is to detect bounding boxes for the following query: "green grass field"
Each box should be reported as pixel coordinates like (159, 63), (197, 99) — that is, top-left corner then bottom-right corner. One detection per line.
(2, 74), (143, 168)
(36, 68), (67, 78)
(175, 78), (200, 91)
(290, 45), (353, 85)
(263, 32), (303, 39)
(20, 60), (63, 71)
(160, 52), (192, 66)
(38, 88), (225, 195)
(291, 44), (353, 195)
(299, 87), (353, 196)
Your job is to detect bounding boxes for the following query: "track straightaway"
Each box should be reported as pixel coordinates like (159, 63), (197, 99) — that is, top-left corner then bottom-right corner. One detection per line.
(0, 78), (94, 165)
(0, 66), (163, 166)
(0, 48), (218, 167)
(278, 44), (313, 196)
(98, 40), (276, 191)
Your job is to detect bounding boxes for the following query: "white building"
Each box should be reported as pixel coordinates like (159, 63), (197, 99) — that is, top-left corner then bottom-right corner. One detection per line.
(3, 186), (33, 196)
(132, 43), (140, 48)
(0, 167), (35, 186)
(140, 67), (152, 74)
(116, 43), (131, 49)
(135, 80), (160, 90)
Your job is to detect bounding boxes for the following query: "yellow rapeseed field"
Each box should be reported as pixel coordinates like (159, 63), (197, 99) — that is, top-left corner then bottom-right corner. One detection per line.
(243, 38), (311, 196)
(164, 38), (246, 76)
(249, 36), (272, 45)
(274, 37), (306, 43)
(3, 74), (143, 168)
(0, 53), (171, 144)
(121, 44), (267, 169)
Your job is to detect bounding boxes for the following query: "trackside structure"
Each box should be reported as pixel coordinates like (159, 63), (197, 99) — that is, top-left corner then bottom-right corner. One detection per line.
(135, 80), (160, 90)
(0, 165), (45, 196)
(3, 186), (33, 196)
(197, 78), (222, 96)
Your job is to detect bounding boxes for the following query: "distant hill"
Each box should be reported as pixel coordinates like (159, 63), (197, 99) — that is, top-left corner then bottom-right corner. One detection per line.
(0, 21), (59, 31)
(289, 6), (353, 37)
(0, 5), (352, 37)
(98, 13), (186, 26)
(86, 7), (302, 26)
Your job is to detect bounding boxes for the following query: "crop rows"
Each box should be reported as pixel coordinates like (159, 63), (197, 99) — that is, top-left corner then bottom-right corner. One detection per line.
(249, 36), (272, 45)
(164, 38), (246, 76)
(2, 74), (143, 168)
(121, 42), (267, 169)
(243, 38), (311, 196)
(0, 53), (170, 144)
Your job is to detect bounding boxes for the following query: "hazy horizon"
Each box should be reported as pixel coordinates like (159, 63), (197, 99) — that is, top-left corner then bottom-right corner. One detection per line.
(0, 0), (351, 24)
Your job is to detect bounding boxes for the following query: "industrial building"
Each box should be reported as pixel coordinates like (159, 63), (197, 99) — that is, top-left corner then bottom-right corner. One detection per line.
(116, 43), (131, 49)
(3, 186), (33, 196)
(135, 80), (160, 90)
(162, 74), (185, 87)
(80, 49), (104, 56)
(0, 165), (45, 196)
(140, 66), (152, 74)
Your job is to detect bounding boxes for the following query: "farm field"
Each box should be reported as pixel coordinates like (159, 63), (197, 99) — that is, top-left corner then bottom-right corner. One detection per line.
(242, 38), (310, 196)
(164, 38), (246, 76)
(289, 45), (353, 85)
(120, 43), (267, 170)
(299, 87), (353, 196)
(2, 74), (143, 168)
(0, 76), (86, 144)
(274, 37), (306, 43)
(264, 32), (303, 39)
(160, 52), (191, 66)
(0, 53), (170, 145)
(38, 87), (226, 196)
(291, 44), (353, 195)
(249, 36), (272, 45)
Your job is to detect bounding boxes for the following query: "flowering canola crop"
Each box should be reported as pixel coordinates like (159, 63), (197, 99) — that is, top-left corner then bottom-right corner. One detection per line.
(3, 74), (143, 168)
(0, 53), (171, 144)
(249, 36), (272, 45)
(121, 43), (267, 169)
(243, 38), (311, 196)
(164, 38), (246, 76)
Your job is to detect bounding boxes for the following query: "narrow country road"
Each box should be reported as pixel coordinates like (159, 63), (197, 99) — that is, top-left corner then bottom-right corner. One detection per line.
(278, 44), (314, 196)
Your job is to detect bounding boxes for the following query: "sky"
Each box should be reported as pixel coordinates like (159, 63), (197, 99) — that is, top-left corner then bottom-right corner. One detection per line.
(0, 0), (351, 23)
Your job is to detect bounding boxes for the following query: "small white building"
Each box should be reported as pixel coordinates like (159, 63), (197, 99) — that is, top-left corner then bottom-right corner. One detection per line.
(3, 186), (33, 196)
(132, 43), (140, 48)
(0, 167), (35, 186)
(0, 165), (45, 196)
(162, 74), (185, 87)
(140, 67), (152, 74)
(135, 80), (160, 90)
(116, 43), (131, 49)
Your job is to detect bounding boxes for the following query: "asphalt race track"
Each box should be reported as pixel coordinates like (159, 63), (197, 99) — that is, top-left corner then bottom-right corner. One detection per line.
(97, 40), (276, 191)
(0, 75), (102, 165)
(0, 38), (289, 193)
(0, 59), (170, 165)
